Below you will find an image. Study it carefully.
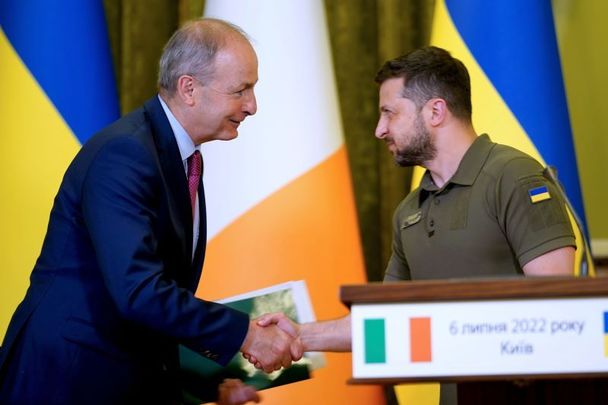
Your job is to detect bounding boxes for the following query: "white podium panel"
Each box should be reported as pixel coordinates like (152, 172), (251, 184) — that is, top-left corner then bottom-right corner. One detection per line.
(351, 298), (608, 380)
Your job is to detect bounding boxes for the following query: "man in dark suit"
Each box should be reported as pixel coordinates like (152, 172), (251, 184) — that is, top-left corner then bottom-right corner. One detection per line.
(0, 18), (299, 404)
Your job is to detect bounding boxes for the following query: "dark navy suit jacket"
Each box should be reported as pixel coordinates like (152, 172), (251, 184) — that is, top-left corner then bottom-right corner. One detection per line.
(0, 97), (249, 404)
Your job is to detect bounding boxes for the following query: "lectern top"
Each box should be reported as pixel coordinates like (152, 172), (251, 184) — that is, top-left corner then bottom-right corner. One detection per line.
(341, 276), (608, 306)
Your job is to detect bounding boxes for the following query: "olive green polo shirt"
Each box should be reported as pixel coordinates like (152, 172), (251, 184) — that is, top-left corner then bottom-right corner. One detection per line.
(384, 134), (575, 281)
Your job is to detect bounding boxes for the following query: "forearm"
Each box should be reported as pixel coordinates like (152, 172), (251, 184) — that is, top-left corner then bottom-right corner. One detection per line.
(300, 315), (351, 352)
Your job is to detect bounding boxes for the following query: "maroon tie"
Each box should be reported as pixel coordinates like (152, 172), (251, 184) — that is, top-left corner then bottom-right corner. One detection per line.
(187, 150), (202, 219)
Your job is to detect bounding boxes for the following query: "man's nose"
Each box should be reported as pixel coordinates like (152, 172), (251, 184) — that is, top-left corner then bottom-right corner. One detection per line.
(243, 91), (257, 116)
(375, 119), (387, 139)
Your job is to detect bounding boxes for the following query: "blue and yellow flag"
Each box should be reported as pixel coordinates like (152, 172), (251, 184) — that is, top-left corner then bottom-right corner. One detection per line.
(529, 186), (552, 204)
(400, 1), (592, 403)
(434, 0), (586, 225)
(0, 1), (119, 340)
(604, 311), (608, 357)
(428, 0), (591, 275)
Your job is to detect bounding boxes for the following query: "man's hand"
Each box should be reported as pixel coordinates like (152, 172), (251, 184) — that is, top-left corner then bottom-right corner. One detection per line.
(250, 314), (352, 355)
(217, 378), (260, 405)
(257, 312), (300, 337)
(240, 317), (303, 373)
(242, 313), (301, 369)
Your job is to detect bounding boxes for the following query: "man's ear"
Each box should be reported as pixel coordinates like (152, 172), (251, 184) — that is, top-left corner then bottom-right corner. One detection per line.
(175, 75), (197, 106)
(427, 98), (447, 127)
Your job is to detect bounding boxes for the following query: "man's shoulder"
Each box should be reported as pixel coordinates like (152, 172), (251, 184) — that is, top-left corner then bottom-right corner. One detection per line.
(67, 105), (157, 173)
(102, 105), (150, 138)
(403, 186), (422, 203)
(486, 141), (537, 164)
(483, 141), (544, 179)
(393, 186), (422, 219)
(84, 105), (151, 150)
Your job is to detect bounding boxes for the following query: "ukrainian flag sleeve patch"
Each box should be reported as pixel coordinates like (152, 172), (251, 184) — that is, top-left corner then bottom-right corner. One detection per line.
(528, 185), (552, 203)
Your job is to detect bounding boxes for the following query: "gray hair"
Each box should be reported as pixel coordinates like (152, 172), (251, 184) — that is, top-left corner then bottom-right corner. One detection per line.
(158, 18), (250, 96)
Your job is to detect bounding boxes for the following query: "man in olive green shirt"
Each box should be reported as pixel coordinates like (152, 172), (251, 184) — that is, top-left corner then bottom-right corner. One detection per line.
(385, 133), (575, 281)
(251, 46), (575, 404)
(375, 47), (574, 282)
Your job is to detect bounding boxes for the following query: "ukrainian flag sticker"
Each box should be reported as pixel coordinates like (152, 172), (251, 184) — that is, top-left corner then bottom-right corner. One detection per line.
(528, 185), (551, 203)
(604, 312), (608, 357)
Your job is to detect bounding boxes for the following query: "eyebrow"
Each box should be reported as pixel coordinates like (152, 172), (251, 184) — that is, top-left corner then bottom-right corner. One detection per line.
(231, 81), (257, 92)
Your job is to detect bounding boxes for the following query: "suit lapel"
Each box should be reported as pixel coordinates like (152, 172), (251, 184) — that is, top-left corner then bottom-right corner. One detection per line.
(143, 97), (192, 265)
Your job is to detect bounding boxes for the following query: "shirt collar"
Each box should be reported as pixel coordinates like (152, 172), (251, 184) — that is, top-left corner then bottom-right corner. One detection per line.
(450, 133), (494, 186)
(158, 95), (199, 168)
(420, 133), (495, 192)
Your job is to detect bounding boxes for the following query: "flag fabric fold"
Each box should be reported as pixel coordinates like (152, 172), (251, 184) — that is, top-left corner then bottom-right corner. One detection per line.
(442, 0), (586, 230)
(398, 1), (591, 403)
(429, 0), (590, 275)
(0, 1), (119, 340)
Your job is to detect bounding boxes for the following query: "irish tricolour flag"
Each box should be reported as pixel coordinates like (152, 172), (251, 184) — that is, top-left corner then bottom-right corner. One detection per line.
(198, 1), (383, 404)
(364, 317), (433, 364)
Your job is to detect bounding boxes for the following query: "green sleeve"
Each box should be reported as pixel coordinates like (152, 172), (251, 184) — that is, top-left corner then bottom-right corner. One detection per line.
(494, 156), (575, 266)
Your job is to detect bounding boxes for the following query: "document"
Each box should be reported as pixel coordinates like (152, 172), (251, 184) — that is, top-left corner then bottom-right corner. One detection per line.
(180, 280), (324, 404)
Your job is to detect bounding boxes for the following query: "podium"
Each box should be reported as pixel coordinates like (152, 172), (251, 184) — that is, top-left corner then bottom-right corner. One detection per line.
(341, 277), (608, 404)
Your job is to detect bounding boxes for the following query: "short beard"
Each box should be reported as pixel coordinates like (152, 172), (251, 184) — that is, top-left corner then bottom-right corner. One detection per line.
(394, 115), (437, 167)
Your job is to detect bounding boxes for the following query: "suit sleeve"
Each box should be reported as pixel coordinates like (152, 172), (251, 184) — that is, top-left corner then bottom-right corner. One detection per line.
(81, 137), (248, 365)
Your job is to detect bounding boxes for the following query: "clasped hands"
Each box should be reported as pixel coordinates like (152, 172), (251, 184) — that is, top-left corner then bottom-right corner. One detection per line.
(239, 313), (301, 373)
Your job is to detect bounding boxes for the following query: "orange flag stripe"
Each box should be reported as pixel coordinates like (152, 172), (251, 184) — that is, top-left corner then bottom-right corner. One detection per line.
(410, 317), (432, 363)
(198, 146), (364, 311)
(196, 146), (383, 403)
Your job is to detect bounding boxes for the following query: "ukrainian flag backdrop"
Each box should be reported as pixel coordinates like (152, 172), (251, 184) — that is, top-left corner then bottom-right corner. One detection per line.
(0, 1), (119, 341)
(438, 0), (586, 225)
(430, 0), (592, 275)
(399, 1), (591, 403)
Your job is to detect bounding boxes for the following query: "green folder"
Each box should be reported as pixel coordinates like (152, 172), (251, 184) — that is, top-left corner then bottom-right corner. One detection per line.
(179, 281), (322, 404)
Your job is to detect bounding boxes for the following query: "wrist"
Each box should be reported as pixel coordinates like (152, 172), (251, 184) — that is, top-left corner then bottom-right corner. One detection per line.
(298, 322), (315, 352)
(240, 320), (256, 353)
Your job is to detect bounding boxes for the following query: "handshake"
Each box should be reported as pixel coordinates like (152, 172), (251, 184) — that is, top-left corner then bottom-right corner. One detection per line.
(226, 314), (348, 404)
(239, 313), (302, 373)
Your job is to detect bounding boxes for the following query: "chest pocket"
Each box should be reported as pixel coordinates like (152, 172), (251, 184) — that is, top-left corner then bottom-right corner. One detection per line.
(448, 187), (471, 230)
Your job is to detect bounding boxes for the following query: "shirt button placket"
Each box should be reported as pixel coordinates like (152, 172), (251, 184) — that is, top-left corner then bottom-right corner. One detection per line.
(427, 196), (436, 236)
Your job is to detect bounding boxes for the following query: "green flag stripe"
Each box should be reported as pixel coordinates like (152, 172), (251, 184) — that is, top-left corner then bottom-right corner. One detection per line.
(364, 318), (386, 363)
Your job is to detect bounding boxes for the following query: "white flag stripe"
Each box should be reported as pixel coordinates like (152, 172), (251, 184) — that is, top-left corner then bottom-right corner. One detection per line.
(203, 0), (343, 240)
